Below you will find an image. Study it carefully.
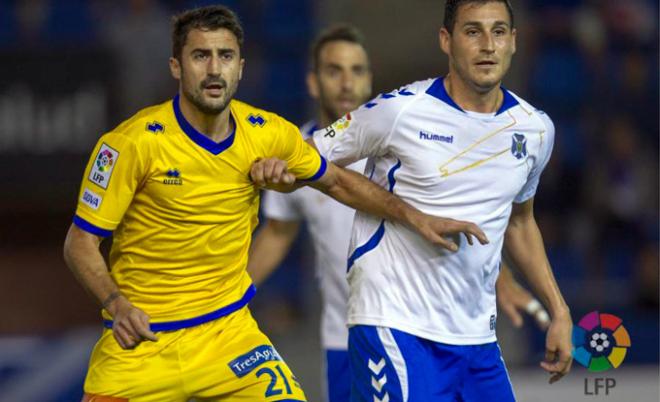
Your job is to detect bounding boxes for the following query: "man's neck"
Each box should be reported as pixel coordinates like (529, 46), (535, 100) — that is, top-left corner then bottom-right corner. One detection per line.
(179, 96), (233, 143)
(444, 73), (503, 114)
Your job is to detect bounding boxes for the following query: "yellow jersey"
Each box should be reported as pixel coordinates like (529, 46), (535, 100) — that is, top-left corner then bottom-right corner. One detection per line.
(74, 95), (325, 328)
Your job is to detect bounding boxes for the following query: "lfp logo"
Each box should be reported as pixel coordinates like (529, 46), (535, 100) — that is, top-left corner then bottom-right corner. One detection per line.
(573, 311), (631, 372)
(96, 149), (114, 172)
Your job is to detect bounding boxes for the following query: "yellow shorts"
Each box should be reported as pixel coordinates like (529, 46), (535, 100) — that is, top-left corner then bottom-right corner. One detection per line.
(83, 307), (306, 402)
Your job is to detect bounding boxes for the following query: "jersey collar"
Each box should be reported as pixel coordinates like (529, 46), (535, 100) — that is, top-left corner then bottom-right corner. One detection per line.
(426, 77), (519, 116)
(172, 94), (236, 155)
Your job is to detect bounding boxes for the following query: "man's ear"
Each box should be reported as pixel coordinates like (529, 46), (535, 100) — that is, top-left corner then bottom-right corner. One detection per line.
(169, 57), (181, 80)
(306, 71), (320, 100)
(439, 27), (451, 57)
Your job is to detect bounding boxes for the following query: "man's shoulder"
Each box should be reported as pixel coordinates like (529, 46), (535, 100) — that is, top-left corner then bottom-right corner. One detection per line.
(367, 78), (435, 108)
(230, 99), (290, 130)
(105, 99), (174, 144)
(507, 91), (554, 131)
(354, 78), (436, 123)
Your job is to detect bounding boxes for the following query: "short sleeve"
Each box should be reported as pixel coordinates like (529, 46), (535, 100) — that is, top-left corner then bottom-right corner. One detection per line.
(514, 112), (555, 203)
(73, 132), (144, 236)
(274, 119), (326, 181)
(312, 93), (406, 167)
(261, 190), (302, 221)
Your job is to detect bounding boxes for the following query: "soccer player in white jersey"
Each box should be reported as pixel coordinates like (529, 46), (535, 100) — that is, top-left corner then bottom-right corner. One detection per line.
(251, 1), (573, 400)
(249, 19), (554, 402)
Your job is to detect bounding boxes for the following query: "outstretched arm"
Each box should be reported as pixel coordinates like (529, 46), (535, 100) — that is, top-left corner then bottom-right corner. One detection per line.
(63, 224), (157, 349)
(251, 156), (489, 252)
(504, 198), (572, 384)
(248, 219), (300, 285)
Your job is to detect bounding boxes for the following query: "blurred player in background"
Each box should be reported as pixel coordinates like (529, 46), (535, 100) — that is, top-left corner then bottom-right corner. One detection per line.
(249, 23), (550, 402)
(62, 5), (488, 401)
(249, 25), (373, 402)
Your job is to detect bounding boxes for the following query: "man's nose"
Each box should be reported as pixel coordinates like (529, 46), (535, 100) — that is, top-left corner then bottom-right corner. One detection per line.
(481, 33), (496, 53)
(208, 56), (221, 75)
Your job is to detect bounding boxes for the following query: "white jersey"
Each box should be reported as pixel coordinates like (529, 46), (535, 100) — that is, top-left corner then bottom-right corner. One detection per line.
(313, 77), (555, 345)
(262, 120), (367, 350)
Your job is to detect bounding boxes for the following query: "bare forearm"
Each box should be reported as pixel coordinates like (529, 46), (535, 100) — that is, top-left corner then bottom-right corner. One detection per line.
(311, 166), (423, 231)
(248, 220), (299, 285)
(504, 217), (569, 319)
(63, 224), (121, 313)
(496, 262), (517, 293)
(251, 157), (488, 250)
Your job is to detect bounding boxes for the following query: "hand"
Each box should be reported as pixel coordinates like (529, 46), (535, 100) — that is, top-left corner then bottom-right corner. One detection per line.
(497, 281), (550, 330)
(106, 295), (158, 349)
(540, 313), (573, 384)
(250, 158), (295, 187)
(414, 214), (489, 251)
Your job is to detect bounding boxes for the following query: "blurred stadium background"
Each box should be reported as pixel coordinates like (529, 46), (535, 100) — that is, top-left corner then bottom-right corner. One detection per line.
(0, 0), (657, 401)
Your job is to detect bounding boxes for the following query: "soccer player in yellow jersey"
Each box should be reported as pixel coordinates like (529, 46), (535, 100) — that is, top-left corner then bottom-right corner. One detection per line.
(63, 5), (487, 402)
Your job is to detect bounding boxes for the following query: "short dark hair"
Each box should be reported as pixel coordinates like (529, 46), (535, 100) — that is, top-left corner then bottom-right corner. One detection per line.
(310, 24), (367, 71)
(171, 5), (244, 60)
(443, 0), (514, 33)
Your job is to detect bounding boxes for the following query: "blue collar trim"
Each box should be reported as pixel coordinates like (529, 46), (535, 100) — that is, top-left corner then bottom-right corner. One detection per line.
(173, 94), (236, 155)
(425, 77), (519, 116)
(497, 87), (519, 115)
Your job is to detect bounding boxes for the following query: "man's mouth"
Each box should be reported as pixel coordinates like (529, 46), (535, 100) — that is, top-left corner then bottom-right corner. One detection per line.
(204, 83), (225, 96)
(337, 98), (357, 109)
(475, 60), (497, 66)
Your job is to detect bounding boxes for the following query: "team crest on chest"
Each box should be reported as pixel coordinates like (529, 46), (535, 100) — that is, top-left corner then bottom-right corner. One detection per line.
(511, 133), (528, 160)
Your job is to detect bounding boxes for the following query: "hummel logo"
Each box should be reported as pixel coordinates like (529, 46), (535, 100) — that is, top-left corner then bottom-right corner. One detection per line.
(374, 394), (390, 402)
(419, 130), (453, 143)
(368, 358), (386, 374)
(371, 374), (387, 392)
(369, 358), (389, 402)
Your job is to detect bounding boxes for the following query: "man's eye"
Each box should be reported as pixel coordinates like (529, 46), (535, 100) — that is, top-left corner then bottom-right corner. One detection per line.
(326, 69), (341, 77)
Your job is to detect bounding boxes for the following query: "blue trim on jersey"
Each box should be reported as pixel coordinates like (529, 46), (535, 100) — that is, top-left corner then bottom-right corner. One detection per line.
(73, 215), (112, 237)
(172, 94), (236, 155)
(103, 284), (257, 332)
(497, 87), (519, 115)
(347, 221), (385, 271)
(387, 159), (402, 192)
(299, 155), (327, 182)
(426, 77), (465, 113)
(347, 160), (402, 271)
(426, 77), (519, 116)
